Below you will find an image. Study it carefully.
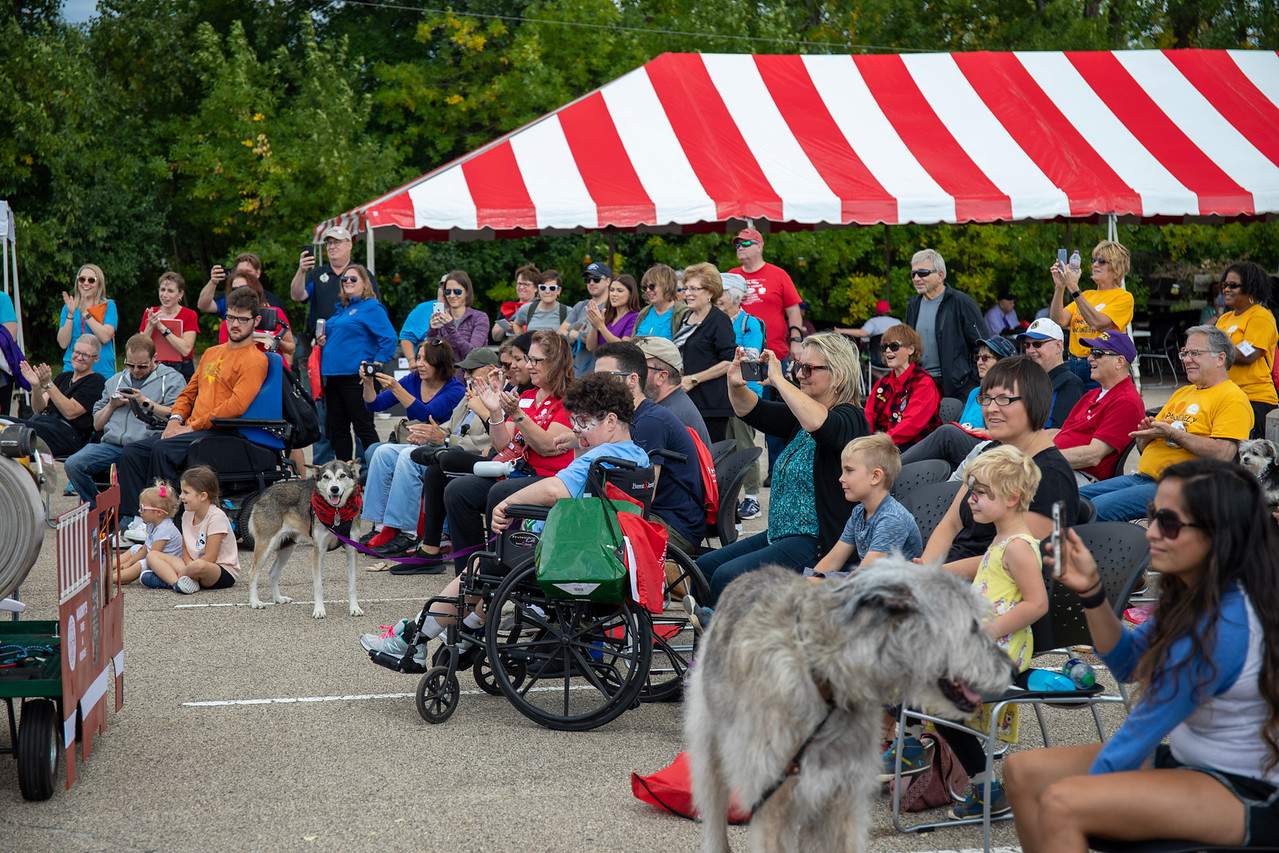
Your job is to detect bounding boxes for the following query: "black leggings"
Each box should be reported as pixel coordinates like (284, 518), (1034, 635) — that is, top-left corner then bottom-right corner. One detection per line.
(938, 727), (988, 777)
(1250, 401), (1276, 440)
(324, 374), (378, 462)
(420, 449), (489, 547)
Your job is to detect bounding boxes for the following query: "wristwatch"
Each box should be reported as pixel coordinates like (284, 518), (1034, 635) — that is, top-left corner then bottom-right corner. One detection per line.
(161, 326), (172, 336)
(689, 376), (700, 386)
(168, 413), (184, 424)
(41, 383), (52, 391)
(1069, 290), (1082, 301)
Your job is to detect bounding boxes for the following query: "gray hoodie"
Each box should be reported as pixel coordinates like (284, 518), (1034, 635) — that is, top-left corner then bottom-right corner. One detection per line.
(92, 364), (186, 446)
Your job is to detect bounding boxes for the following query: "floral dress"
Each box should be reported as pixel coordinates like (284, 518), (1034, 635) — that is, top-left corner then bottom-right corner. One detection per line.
(969, 532), (1040, 742)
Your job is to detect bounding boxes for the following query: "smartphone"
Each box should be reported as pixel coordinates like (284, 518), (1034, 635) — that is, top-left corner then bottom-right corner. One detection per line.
(433, 300), (449, 315)
(1050, 500), (1064, 578)
(301, 245), (314, 258)
(740, 360), (767, 382)
(1057, 248), (1068, 268)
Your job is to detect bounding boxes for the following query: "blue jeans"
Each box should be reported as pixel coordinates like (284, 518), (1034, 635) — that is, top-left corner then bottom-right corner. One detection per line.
(361, 442), (427, 530)
(64, 442), (124, 506)
(697, 531), (818, 605)
(1079, 473), (1156, 522)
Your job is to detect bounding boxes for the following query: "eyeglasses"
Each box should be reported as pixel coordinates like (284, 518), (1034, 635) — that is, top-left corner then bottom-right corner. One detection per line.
(569, 414), (603, 433)
(976, 394), (1023, 407)
(1088, 349), (1119, 359)
(1023, 339), (1055, 349)
(1179, 348), (1213, 361)
(645, 362), (667, 374)
(525, 354), (546, 365)
(975, 354), (997, 363)
(733, 240), (757, 248)
(443, 288), (465, 296)
(225, 314), (256, 326)
(792, 362), (831, 379)
(124, 361), (152, 370)
(1091, 257), (1109, 266)
(538, 284), (560, 292)
(605, 371), (634, 378)
(683, 285), (706, 294)
(1145, 502), (1206, 540)
(77, 276), (98, 284)
(339, 275), (361, 283)
(71, 350), (98, 361)
(909, 269), (935, 279)
(583, 276), (604, 284)
(966, 477), (996, 501)
(882, 341), (905, 352)
(424, 338), (445, 346)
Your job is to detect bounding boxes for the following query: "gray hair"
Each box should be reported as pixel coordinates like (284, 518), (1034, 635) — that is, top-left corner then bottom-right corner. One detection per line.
(911, 249), (946, 279)
(76, 334), (101, 354)
(1185, 324), (1235, 370)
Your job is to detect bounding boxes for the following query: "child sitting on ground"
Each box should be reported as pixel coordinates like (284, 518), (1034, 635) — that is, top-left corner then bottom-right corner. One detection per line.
(114, 481), (184, 590)
(144, 465), (240, 595)
(885, 445), (1048, 818)
(807, 433), (924, 579)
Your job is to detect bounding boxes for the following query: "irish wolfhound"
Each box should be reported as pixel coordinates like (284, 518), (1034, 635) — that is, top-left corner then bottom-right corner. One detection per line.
(685, 559), (1015, 853)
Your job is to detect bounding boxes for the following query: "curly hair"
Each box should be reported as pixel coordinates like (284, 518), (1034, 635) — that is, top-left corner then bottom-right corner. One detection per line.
(1223, 261), (1272, 306)
(563, 372), (636, 425)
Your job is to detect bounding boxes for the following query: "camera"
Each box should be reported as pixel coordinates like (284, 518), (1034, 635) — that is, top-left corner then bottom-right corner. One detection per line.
(361, 361), (384, 377)
(740, 360), (768, 382)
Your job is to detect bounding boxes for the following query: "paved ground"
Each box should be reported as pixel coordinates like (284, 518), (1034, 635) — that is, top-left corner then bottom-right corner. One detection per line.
(0, 380), (1180, 852)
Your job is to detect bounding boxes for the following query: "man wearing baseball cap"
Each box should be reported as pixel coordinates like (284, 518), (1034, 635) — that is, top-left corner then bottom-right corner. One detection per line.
(562, 261), (613, 376)
(1049, 331), (1146, 484)
(845, 299), (902, 341)
(290, 224), (380, 464)
(633, 336), (711, 449)
(1017, 317), (1084, 429)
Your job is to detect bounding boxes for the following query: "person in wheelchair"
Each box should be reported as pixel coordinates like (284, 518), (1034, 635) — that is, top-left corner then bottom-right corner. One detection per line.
(359, 372), (650, 663)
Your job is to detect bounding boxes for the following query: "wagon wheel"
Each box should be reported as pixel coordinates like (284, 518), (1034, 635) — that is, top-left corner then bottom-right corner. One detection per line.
(16, 699), (59, 801)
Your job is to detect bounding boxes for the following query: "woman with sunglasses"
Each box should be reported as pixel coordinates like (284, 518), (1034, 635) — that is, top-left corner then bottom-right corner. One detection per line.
(315, 264), (397, 462)
(920, 356), (1078, 574)
(511, 270), (568, 334)
(585, 274), (641, 350)
(1215, 262), (1277, 438)
(633, 264), (687, 340)
(1007, 458), (1279, 853)
(864, 323), (941, 448)
(426, 270), (489, 360)
(57, 263), (117, 379)
(1050, 241), (1135, 388)
(698, 331), (868, 603)
(673, 263), (737, 444)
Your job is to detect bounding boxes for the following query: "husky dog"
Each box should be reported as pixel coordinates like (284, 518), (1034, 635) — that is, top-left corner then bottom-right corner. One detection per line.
(1238, 438), (1279, 507)
(247, 460), (364, 619)
(685, 559), (1014, 853)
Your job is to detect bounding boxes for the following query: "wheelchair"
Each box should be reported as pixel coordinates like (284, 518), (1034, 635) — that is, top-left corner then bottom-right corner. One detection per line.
(372, 455), (710, 731)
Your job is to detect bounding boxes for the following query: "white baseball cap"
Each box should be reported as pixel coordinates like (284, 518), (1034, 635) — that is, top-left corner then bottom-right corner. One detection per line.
(1017, 318), (1064, 342)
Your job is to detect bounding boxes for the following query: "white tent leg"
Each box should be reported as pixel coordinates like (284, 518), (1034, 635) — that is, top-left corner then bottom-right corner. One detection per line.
(366, 225), (375, 276)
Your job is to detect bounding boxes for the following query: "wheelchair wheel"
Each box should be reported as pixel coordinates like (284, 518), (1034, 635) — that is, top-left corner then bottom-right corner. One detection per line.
(639, 545), (709, 703)
(415, 666), (460, 724)
(485, 560), (652, 731)
(234, 492), (260, 550)
(473, 616), (529, 696)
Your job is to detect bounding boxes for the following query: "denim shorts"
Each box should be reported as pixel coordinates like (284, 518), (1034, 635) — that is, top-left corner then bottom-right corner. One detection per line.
(1155, 744), (1279, 846)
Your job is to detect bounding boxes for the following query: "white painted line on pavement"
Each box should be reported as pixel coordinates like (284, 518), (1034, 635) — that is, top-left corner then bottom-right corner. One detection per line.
(174, 597), (426, 609)
(183, 685), (598, 707)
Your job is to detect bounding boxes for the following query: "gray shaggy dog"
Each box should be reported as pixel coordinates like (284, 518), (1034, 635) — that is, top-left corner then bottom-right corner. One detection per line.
(1238, 438), (1279, 507)
(685, 559), (1015, 853)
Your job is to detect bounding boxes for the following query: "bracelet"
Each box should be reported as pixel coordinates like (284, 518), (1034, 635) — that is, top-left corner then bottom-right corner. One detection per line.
(488, 416), (506, 426)
(1077, 585), (1108, 610)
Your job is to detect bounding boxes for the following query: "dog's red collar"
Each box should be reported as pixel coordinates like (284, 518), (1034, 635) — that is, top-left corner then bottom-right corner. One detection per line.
(311, 485), (363, 529)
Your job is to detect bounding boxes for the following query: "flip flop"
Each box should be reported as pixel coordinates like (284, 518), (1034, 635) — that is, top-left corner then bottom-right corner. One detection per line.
(364, 561), (391, 572)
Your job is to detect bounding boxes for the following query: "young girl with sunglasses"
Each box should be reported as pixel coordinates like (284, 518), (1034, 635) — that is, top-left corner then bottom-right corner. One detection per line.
(1008, 458), (1279, 852)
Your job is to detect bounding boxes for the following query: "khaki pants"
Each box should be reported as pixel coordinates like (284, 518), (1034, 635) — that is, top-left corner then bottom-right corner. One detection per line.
(726, 416), (761, 495)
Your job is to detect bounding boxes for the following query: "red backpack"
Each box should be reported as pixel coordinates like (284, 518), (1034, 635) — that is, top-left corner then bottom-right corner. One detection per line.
(686, 428), (720, 526)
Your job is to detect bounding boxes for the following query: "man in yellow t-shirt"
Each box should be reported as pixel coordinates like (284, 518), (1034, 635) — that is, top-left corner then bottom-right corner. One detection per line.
(1050, 240), (1135, 390)
(1080, 325), (1252, 521)
(1215, 261), (1278, 438)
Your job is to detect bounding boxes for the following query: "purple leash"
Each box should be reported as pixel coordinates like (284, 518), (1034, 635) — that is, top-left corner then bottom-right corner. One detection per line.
(323, 527), (499, 566)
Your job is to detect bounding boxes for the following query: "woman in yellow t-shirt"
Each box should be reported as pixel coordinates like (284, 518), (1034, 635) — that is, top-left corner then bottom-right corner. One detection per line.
(1216, 262), (1278, 438)
(1050, 241), (1135, 390)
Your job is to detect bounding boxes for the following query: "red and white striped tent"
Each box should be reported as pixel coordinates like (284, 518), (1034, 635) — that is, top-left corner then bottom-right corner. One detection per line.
(315, 49), (1279, 245)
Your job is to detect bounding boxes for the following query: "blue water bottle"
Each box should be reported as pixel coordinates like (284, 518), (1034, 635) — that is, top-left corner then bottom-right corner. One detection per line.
(1063, 657), (1096, 689)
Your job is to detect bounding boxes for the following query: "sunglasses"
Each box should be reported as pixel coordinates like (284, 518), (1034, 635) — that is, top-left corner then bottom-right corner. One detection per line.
(1091, 257), (1109, 266)
(882, 341), (906, 352)
(1088, 349), (1119, 359)
(976, 393), (1022, 407)
(1023, 338), (1055, 349)
(442, 288), (465, 296)
(339, 275), (361, 283)
(642, 284), (658, 292)
(975, 354), (998, 363)
(1221, 280), (1242, 290)
(792, 362), (831, 379)
(909, 269), (935, 279)
(733, 240), (757, 248)
(124, 362), (152, 369)
(538, 284), (560, 292)
(77, 276), (98, 284)
(1146, 501), (1206, 540)
(583, 276), (604, 284)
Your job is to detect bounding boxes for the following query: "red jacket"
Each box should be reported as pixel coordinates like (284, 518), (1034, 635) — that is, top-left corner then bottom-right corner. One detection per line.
(866, 363), (941, 446)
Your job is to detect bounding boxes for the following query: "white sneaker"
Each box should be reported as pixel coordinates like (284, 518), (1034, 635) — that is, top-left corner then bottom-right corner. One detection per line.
(123, 518), (147, 544)
(174, 576), (200, 595)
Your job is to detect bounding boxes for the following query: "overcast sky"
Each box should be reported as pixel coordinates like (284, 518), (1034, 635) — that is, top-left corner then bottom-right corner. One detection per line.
(64, 0), (98, 23)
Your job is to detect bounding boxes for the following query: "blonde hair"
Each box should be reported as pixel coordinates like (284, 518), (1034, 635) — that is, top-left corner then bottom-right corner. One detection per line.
(139, 480), (180, 517)
(683, 263), (724, 301)
(76, 263), (108, 303)
(1092, 240), (1131, 283)
(841, 434), (901, 489)
(799, 331), (863, 407)
(965, 445), (1041, 512)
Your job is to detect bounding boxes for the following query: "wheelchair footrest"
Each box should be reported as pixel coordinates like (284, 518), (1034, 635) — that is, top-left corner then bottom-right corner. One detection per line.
(368, 649), (428, 674)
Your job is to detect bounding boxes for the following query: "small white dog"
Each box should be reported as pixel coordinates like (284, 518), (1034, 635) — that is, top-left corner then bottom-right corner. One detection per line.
(685, 559), (1014, 853)
(246, 460), (364, 619)
(1238, 438), (1279, 507)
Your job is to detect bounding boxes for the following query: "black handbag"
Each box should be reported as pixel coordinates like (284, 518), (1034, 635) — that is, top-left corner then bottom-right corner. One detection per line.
(280, 363), (321, 449)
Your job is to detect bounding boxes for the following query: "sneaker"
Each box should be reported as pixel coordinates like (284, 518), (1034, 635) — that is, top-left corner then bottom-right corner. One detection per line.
(376, 531), (418, 559)
(737, 497), (761, 520)
(173, 576), (200, 595)
(360, 620), (429, 665)
(122, 517), (147, 544)
(358, 528), (380, 547)
(681, 595), (713, 635)
(877, 736), (932, 782)
(950, 779), (1010, 819)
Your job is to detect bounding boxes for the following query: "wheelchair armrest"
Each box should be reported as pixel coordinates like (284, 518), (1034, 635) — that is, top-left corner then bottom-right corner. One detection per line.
(505, 504), (549, 521)
(210, 417), (289, 430)
(648, 448), (688, 465)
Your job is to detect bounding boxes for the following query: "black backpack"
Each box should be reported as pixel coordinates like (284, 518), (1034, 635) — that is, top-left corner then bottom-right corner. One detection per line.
(281, 363), (321, 450)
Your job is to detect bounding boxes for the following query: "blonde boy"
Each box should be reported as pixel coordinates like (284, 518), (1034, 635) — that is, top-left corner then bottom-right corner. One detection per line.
(809, 434), (924, 578)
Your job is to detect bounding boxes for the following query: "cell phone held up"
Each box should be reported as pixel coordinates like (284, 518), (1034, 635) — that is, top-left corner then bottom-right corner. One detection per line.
(740, 360), (768, 382)
(361, 361), (385, 378)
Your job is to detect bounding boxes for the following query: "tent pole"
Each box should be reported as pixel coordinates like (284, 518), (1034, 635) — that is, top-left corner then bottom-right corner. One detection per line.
(366, 224), (375, 276)
(883, 224), (891, 303)
(608, 230), (615, 273)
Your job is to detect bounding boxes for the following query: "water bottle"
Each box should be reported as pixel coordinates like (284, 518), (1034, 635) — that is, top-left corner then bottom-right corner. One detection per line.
(472, 459), (516, 478)
(1063, 657), (1096, 689)
(1068, 249), (1081, 275)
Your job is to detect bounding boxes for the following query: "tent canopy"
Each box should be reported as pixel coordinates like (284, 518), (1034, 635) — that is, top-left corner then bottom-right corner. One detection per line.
(315, 49), (1279, 243)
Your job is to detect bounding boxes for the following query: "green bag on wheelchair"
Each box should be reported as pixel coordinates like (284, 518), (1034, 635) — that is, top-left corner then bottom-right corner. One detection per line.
(534, 496), (640, 603)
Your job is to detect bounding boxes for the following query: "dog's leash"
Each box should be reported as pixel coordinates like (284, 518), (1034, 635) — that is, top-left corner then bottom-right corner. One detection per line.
(746, 681), (838, 819)
(323, 525), (498, 567)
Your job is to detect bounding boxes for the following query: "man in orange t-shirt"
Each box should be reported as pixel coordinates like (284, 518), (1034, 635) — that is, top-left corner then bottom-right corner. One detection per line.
(117, 287), (269, 526)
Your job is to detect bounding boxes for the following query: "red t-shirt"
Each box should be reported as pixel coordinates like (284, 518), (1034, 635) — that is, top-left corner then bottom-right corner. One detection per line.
(139, 306), (200, 363)
(1053, 376), (1146, 479)
(730, 262), (803, 360)
(496, 389), (573, 477)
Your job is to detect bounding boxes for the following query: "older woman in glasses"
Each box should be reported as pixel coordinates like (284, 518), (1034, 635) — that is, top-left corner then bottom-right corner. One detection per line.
(633, 264), (687, 340)
(1010, 458), (1279, 853)
(673, 263), (737, 444)
(1050, 240), (1135, 388)
(1215, 261), (1277, 438)
(425, 270), (489, 360)
(57, 263), (117, 379)
(315, 264), (397, 462)
(921, 356), (1078, 573)
(864, 323), (941, 448)
(697, 331), (869, 603)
